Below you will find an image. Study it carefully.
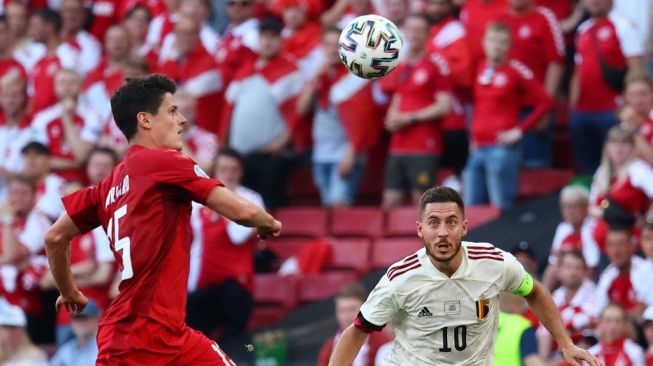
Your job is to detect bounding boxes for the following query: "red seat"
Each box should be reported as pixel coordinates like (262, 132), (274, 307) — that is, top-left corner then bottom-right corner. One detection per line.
(371, 237), (424, 269)
(517, 169), (573, 200)
(465, 205), (501, 230)
(325, 238), (371, 274)
(384, 206), (419, 237)
(248, 274), (298, 330)
(298, 272), (358, 302)
(329, 207), (383, 238)
(266, 238), (311, 261)
(274, 207), (328, 237)
(284, 166), (320, 205)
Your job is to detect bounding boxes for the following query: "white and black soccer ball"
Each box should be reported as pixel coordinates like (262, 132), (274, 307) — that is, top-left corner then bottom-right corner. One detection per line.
(338, 14), (403, 79)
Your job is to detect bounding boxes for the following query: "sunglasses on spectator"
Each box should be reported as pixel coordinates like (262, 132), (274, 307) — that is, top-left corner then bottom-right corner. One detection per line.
(227, 1), (252, 7)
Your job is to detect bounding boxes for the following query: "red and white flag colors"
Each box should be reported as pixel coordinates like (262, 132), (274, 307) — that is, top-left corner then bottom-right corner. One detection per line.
(466, 244), (504, 261)
(387, 253), (422, 281)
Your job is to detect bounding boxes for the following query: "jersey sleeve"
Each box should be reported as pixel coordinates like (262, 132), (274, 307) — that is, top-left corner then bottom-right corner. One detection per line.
(62, 186), (102, 234)
(429, 53), (454, 94)
(357, 275), (399, 332)
(500, 251), (532, 296)
(151, 149), (223, 205)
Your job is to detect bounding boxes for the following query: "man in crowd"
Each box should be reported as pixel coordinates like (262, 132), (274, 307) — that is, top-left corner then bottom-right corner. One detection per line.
(589, 303), (646, 365)
(379, 13), (453, 209)
(50, 300), (102, 366)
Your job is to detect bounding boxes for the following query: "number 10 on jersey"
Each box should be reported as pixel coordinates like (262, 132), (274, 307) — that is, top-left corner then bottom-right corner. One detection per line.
(107, 204), (133, 280)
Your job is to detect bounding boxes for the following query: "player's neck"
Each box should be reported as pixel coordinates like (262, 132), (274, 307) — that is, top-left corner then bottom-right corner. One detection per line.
(487, 56), (506, 68)
(429, 251), (463, 277)
(129, 136), (160, 150)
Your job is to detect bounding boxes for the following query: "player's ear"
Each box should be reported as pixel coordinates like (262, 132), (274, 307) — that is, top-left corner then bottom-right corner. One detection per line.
(416, 220), (423, 238)
(136, 111), (151, 130)
(461, 219), (468, 237)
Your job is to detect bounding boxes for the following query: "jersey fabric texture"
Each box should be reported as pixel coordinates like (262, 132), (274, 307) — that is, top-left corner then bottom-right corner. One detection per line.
(62, 145), (226, 363)
(357, 241), (528, 366)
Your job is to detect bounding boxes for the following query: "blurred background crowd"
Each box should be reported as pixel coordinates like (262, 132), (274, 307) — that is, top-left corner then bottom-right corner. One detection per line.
(0, 0), (652, 364)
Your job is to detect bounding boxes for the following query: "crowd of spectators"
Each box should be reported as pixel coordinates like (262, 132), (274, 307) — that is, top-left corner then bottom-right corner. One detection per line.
(0, 0), (652, 364)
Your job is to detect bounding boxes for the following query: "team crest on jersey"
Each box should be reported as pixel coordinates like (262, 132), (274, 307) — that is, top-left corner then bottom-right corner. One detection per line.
(597, 26), (612, 41)
(413, 69), (429, 85)
(518, 25), (531, 39)
(492, 72), (508, 88)
(476, 299), (490, 321)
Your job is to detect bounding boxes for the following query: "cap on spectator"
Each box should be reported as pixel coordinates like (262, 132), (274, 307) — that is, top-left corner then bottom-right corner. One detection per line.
(73, 299), (102, 319)
(509, 241), (537, 260)
(0, 300), (27, 327)
(21, 141), (50, 156)
(644, 306), (653, 325)
(259, 16), (284, 35)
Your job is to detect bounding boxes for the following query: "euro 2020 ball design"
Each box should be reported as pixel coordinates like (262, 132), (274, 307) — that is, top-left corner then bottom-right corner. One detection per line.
(338, 14), (404, 79)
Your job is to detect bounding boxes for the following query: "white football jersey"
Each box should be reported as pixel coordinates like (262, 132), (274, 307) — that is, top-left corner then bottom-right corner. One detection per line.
(359, 241), (528, 366)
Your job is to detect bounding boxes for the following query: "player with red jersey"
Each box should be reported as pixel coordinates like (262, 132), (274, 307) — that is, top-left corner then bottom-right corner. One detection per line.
(43, 74), (282, 365)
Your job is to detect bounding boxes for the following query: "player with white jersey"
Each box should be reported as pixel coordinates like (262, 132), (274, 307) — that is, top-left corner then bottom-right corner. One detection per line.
(329, 186), (602, 366)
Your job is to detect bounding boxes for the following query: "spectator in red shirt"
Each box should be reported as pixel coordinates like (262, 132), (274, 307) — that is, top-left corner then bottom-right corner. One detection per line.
(590, 303), (646, 366)
(30, 69), (102, 184)
(186, 148), (262, 343)
(223, 17), (304, 208)
(498, 0), (564, 168)
(316, 283), (390, 366)
(570, 0), (643, 174)
(20, 142), (65, 222)
(60, 0), (102, 75)
(157, 15), (222, 134)
(460, 0), (507, 72)
(424, 0), (472, 188)
(146, 0), (181, 49)
(123, 5), (159, 68)
(7, 2), (46, 72)
(0, 15), (26, 83)
(542, 185), (600, 290)
(380, 13), (453, 208)
(588, 127), (653, 250)
(159, 0), (219, 59)
(596, 227), (652, 317)
(279, 0), (322, 76)
(28, 8), (80, 114)
(621, 73), (653, 165)
(321, 0), (373, 29)
(0, 72), (31, 179)
(177, 90), (219, 173)
(82, 25), (132, 125)
(463, 22), (553, 210)
(297, 27), (381, 207)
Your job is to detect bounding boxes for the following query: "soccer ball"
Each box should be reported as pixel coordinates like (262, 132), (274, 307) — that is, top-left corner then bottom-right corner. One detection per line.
(338, 14), (404, 79)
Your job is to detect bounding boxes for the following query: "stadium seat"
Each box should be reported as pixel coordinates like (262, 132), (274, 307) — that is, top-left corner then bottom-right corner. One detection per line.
(324, 237), (372, 274)
(285, 166), (320, 206)
(266, 238), (311, 261)
(371, 237), (424, 269)
(297, 272), (358, 303)
(249, 274), (298, 330)
(384, 206), (419, 237)
(465, 205), (501, 230)
(274, 207), (328, 237)
(517, 169), (574, 200)
(329, 207), (384, 238)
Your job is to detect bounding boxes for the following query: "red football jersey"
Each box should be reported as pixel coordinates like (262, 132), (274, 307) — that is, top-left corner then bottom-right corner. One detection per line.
(498, 7), (564, 83)
(30, 55), (62, 113)
(62, 145), (222, 330)
(380, 53), (453, 154)
(575, 15), (642, 112)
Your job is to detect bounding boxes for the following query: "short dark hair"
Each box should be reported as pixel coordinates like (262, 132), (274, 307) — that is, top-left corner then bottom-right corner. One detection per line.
(110, 74), (177, 141)
(0, 15), (8, 26)
(335, 282), (367, 303)
(21, 141), (50, 156)
(34, 8), (63, 34)
(125, 4), (152, 21)
(509, 241), (537, 260)
(216, 147), (244, 168)
(259, 16), (283, 35)
(419, 186), (465, 219)
(89, 146), (119, 166)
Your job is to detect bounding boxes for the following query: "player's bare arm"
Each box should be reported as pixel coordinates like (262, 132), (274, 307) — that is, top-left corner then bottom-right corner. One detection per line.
(44, 213), (89, 315)
(206, 185), (282, 240)
(525, 280), (603, 366)
(328, 324), (368, 366)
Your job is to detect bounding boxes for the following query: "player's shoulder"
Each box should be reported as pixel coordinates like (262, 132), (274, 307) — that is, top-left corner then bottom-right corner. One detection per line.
(577, 18), (596, 34)
(463, 241), (509, 269)
(385, 248), (425, 284)
(507, 59), (534, 80)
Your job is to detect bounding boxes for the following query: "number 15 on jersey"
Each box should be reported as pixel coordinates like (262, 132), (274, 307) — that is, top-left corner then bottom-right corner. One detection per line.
(107, 204), (133, 280)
